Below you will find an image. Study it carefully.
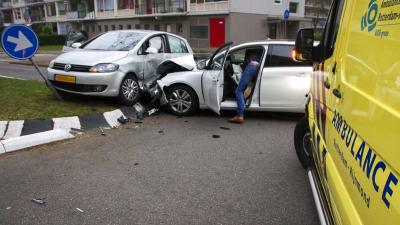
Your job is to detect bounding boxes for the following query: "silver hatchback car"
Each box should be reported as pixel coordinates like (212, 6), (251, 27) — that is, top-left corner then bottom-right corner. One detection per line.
(47, 30), (193, 105)
(157, 41), (313, 116)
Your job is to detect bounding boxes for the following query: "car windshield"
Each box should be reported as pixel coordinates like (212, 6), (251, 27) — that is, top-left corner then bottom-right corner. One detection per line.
(83, 32), (146, 51)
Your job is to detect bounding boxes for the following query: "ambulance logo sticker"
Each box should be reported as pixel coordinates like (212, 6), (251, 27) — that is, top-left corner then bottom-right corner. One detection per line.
(361, 0), (378, 32)
(361, 0), (400, 38)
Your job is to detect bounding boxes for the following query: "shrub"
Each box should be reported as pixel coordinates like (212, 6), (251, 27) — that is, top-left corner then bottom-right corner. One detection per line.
(38, 35), (66, 46)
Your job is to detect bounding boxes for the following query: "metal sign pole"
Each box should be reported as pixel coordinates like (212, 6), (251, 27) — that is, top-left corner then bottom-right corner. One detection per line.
(29, 58), (62, 100)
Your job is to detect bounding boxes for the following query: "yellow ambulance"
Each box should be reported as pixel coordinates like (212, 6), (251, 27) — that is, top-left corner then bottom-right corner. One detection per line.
(292, 0), (400, 224)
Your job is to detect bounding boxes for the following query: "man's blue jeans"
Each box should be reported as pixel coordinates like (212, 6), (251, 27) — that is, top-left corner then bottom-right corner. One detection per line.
(235, 64), (258, 117)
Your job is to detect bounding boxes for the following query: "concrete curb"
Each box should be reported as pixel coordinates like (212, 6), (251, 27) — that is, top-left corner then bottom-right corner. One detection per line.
(0, 104), (144, 154)
(0, 129), (75, 153)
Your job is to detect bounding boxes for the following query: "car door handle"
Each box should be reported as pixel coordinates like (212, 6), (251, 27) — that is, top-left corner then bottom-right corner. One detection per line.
(333, 88), (342, 99)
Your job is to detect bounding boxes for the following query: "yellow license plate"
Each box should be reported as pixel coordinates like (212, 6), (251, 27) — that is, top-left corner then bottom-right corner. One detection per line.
(55, 75), (76, 84)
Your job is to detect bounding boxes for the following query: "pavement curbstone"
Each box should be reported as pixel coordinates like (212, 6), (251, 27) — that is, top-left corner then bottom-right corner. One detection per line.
(3, 120), (24, 140)
(0, 121), (7, 139)
(53, 116), (81, 131)
(103, 109), (125, 128)
(0, 141), (5, 154)
(1, 129), (75, 153)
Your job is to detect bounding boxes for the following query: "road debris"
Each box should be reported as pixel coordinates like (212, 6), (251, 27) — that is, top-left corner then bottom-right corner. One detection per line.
(31, 198), (46, 205)
(212, 135), (221, 139)
(76, 208), (84, 213)
(134, 162), (139, 166)
(99, 127), (105, 136)
(219, 127), (231, 130)
(117, 115), (129, 124)
(70, 128), (84, 132)
(147, 108), (159, 116)
(134, 121), (143, 124)
(158, 130), (164, 134)
(6, 206), (11, 210)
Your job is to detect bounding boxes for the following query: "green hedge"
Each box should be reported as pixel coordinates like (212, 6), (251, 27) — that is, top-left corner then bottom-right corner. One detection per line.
(38, 35), (66, 46)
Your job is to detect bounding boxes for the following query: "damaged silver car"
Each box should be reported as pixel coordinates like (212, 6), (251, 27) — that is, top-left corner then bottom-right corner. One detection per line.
(48, 30), (193, 105)
(156, 41), (313, 116)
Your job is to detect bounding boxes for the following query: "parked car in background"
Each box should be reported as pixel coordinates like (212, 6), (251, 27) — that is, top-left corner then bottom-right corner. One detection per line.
(156, 41), (313, 116)
(48, 30), (193, 105)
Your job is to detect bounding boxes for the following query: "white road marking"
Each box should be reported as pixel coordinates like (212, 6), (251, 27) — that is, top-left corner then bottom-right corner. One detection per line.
(0, 75), (27, 80)
(103, 109), (125, 128)
(0, 121), (8, 139)
(3, 120), (24, 140)
(1, 129), (74, 153)
(7, 31), (33, 52)
(53, 116), (81, 131)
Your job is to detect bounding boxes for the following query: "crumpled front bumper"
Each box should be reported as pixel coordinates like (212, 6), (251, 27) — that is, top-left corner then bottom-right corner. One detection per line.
(156, 80), (168, 106)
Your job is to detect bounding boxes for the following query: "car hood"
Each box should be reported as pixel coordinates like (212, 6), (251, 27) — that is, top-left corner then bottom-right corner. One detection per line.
(53, 49), (129, 66)
(157, 55), (197, 78)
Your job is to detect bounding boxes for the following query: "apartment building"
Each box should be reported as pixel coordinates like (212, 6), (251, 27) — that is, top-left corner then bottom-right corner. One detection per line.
(304, 0), (331, 29)
(0, 0), (311, 49)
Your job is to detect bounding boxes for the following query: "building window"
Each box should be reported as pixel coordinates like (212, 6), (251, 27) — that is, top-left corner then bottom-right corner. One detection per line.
(289, 2), (298, 13)
(190, 26), (208, 39)
(92, 26), (95, 33)
(166, 24), (172, 32)
(98, 25), (102, 32)
(273, 0), (282, 5)
(144, 24), (150, 30)
(154, 24), (160, 31)
(177, 23), (183, 33)
(104, 25), (108, 31)
(85, 25), (89, 32)
(111, 25), (116, 30)
(119, 24), (123, 30)
(135, 24), (141, 29)
(127, 24), (132, 29)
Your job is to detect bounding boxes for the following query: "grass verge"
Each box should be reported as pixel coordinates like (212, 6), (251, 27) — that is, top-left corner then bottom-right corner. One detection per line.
(0, 77), (119, 121)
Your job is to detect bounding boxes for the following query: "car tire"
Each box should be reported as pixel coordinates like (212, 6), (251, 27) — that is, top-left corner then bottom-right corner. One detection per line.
(119, 75), (140, 106)
(294, 117), (312, 169)
(166, 85), (198, 116)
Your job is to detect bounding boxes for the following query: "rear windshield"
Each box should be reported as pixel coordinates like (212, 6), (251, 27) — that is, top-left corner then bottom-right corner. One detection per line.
(83, 32), (146, 51)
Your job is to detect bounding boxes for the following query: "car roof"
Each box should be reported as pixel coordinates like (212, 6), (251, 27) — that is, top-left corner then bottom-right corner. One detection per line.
(232, 40), (295, 49)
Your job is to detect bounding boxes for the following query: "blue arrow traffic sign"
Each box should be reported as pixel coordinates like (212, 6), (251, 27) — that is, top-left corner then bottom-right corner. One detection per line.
(1, 24), (39, 60)
(284, 9), (290, 21)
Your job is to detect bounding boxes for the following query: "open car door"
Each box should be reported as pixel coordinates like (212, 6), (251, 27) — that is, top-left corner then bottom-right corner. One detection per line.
(201, 42), (233, 114)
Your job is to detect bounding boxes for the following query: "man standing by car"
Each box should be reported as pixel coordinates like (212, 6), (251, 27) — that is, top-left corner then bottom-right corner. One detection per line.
(229, 54), (260, 124)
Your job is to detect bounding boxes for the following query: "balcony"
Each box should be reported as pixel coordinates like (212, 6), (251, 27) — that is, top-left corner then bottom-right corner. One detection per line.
(66, 11), (95, 20)
(189, 1), (229, 13)
(1, 1), (13, 8)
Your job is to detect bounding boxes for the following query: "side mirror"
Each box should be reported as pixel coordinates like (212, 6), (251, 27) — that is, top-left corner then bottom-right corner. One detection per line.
(71, 42), (82, 48)
(293, 28), (314, 62)
(196, 60), (207, 70)
(145, 47), (158, 54)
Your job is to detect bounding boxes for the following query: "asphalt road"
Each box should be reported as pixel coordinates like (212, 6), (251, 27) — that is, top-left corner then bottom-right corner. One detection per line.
(0, 111), (318, 225)
(0, 62), (46, 81)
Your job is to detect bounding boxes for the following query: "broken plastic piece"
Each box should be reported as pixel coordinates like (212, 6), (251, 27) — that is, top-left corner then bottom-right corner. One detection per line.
(147, 108), (159, 116)
(76, 208), (84, 212)
(117, 116), (129, 124)
(6, 206), (11, 210)
(71, 128), (84, 132)
(219, 127), (231, 130)
(212, 135), (221, 139)
(32, 198), (46, 205)
(99, 127), (105, 136)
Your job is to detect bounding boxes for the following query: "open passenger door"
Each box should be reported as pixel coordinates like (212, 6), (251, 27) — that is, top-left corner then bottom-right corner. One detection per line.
(201, 42), (233, 114)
